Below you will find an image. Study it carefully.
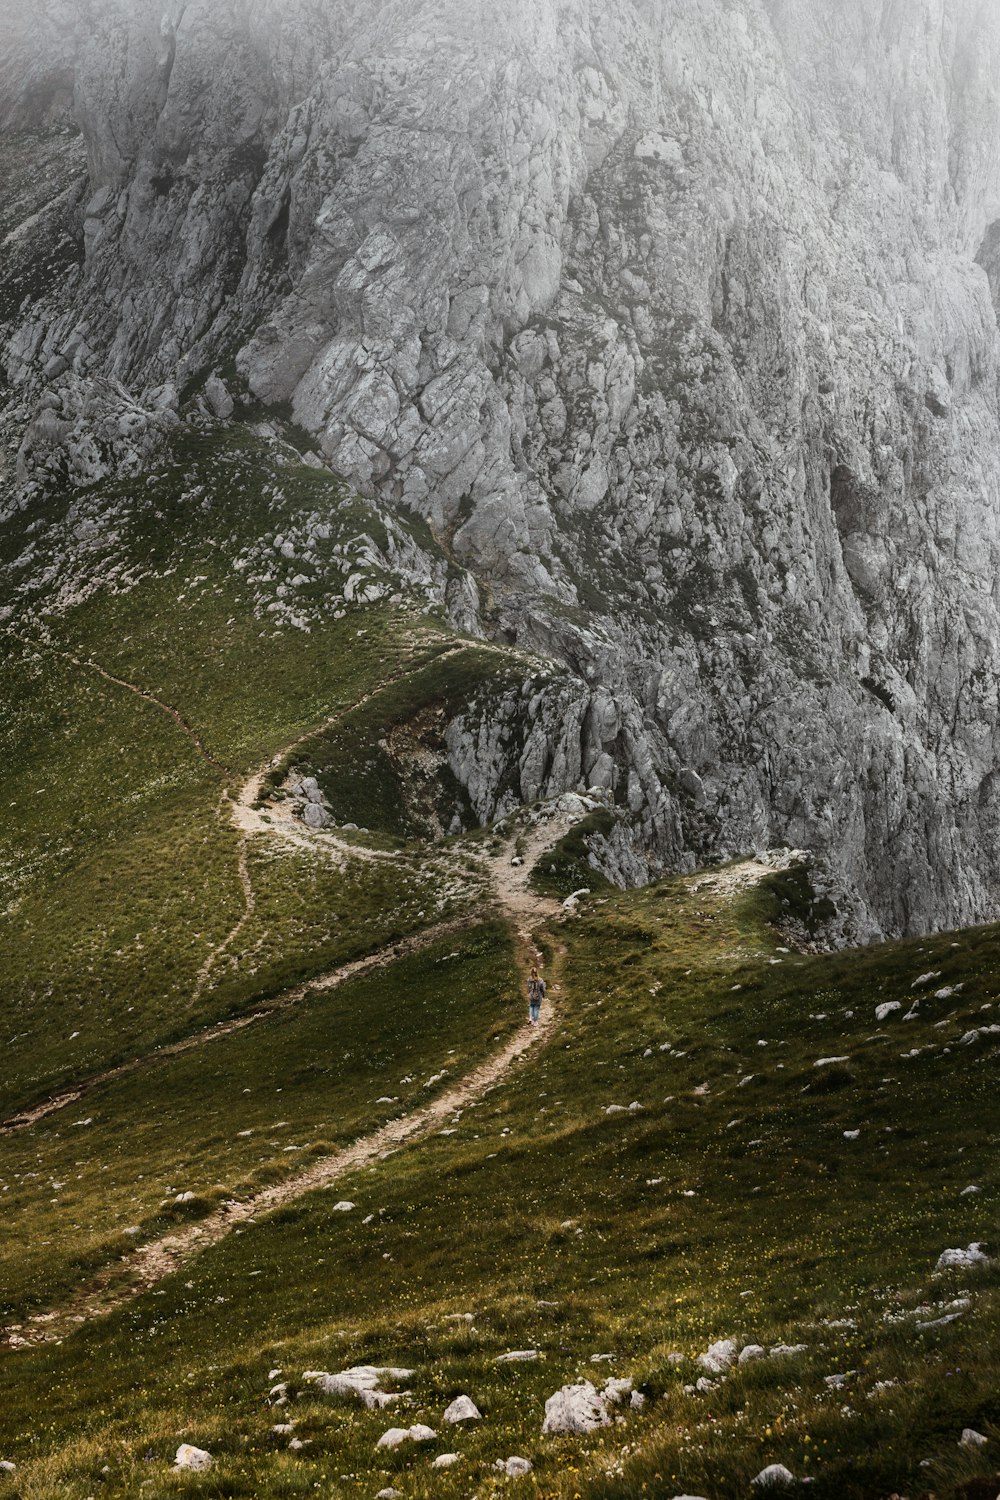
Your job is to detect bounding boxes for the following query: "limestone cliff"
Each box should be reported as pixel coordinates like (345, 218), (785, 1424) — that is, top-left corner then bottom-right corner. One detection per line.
(5, 0), (1000, 939)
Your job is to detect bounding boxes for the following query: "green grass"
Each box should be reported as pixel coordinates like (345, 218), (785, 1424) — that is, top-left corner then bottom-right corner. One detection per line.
(3, 867), (1000, 1498)
(529, 807), (617, 897)
(0, 922), (518, 1324)
(280, 645), (536, 841)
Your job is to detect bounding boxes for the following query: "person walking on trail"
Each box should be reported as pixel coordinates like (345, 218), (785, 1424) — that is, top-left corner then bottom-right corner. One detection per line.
(527, 967), (546, 1025)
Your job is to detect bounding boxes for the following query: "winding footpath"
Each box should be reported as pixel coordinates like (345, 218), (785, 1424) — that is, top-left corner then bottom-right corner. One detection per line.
(1, 635), (569, 1350)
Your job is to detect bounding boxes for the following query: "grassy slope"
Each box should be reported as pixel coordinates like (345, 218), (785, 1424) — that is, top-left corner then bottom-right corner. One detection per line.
(1, 866), (999, 1499)
(0, 427), (523, 1105)
(2, 423), (999, 1499)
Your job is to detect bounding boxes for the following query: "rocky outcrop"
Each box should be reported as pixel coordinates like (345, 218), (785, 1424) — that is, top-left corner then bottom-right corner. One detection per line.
(5, 1), (1000, 938)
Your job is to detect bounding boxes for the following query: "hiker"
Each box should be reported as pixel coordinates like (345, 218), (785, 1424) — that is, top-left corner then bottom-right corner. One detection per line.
(527, 967), (546, 1025)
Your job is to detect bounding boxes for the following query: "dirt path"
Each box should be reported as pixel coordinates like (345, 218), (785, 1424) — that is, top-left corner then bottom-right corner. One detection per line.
(8, 629), (227, 775)
(10, 995), (557, 1343)
(1, 812), (568, 1349)
(190, 638), (469, 1007)
(0, 634), (572, 1349)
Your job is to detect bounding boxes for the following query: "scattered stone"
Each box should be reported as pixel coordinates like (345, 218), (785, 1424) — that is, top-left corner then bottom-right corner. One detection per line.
(495, 1456), (533, 1477)
(602, 1377), (633, 1404)
(961, 1185), (982, 1196)
(770, 1344), (808, 1357)
(630, 1390), (647, 1411)
(542, 1380), (612, 1433)
(375, 1424), (436, 1449)
(960, 1428), (987, 1448)
(442, 1395), (481, 1423)
(916, 1311), (965, 1330)
(696, 1338), (739, 1374)
(936, 1243), (990, 1271)
(875, 1001), (902, 1022)
(813, 1056), (850, 1067)
(432, 1453), (461, 1469)
(0, 1462), (15, 1475)
(376, 1489), (403, 1499)
(307, 1365), (413, 1409)
(496, 1350), (539, 1363)
(738, 1344), (766, 1364)
(173, 1445), (212, 1472)
(331, 1201), (355, 1212)
(752, 1464), (796, 1488)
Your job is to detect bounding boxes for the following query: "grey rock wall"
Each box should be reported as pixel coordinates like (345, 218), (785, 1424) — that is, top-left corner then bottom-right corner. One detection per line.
(5, 0), (1000, 938)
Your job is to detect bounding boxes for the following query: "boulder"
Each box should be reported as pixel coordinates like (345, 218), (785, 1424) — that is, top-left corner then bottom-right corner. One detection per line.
(495, 1456), (533, 1477)
(959, 1428), (987, 1448)
(308, 1365), (413, 1409)
(751, 1465), (796, 1488)
(542, 1380), (611, 1434)
(375, 1424), (436, 1449)
(936, 1243), (991, 1271)
(442, 1395), (481, 1423)
(696, 1338), (739, 1375)
(173, 1445), (212, 1472)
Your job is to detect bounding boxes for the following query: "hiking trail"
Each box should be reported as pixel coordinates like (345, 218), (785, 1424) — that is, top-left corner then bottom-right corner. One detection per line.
(0, 647), (575, 1349)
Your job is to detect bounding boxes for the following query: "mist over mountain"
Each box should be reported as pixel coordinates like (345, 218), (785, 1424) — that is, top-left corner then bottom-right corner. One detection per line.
(6, 0), (1000, 941)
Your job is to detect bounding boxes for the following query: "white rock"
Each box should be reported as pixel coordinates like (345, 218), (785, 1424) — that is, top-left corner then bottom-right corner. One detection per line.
(630, 1390), (647, 1410)
(602, 1377), (633, 1404)
(770, 1344), (808, 1357)
(173, 1444), (212, 1472)
(331, 1200), (355, 1212)
(936, 1243), (991, 1271)
(813, 1056), (850, 1067)
(310, 1365), (413, 1409)
(911, 971), (942, 988)
(696, 1337), (739, 1374)
(875, 1001), (902, 1022)
(495, 1456), (533, 1477)
(442, 1395), (481, 1423)
(738, 1344), (766, 1364)
(375, 1429), (408, 1450)
(752, 1464), (796, 1488)
(959, 1428), (987, 1448)
(0, 1462), (16, 1474)
(432, 1453), (461, 1468)
(843, 1130), (860, 1139)
(541, 1380), (612, 1433)
(375, 1424), (436, 1449)
(496, 1349), (539, 1362)
(961, 1185), (982, 1196)
(376, 1489), (403, 1499)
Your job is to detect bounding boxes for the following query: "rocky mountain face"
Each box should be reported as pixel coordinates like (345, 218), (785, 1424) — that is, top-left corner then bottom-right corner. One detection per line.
(5, 0), (1000, 939)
